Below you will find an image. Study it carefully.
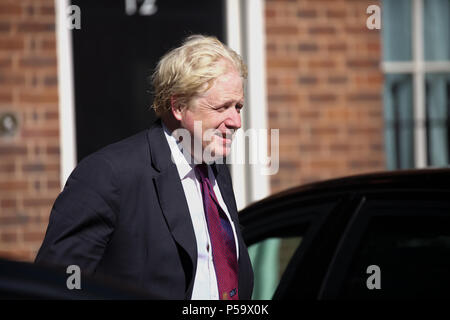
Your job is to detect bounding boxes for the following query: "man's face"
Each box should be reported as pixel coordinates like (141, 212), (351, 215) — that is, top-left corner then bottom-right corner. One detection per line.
(174, 66), (244, 162)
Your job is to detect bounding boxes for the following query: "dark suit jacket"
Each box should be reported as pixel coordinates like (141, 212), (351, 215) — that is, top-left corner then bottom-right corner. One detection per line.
(35, 120), (254, 299)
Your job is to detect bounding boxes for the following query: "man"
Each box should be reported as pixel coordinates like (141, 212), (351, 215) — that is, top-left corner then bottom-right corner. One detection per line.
(35, 35), (254, 300)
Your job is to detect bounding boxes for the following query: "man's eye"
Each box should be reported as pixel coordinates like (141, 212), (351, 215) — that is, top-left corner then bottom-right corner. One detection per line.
(235, 104), (243, 112)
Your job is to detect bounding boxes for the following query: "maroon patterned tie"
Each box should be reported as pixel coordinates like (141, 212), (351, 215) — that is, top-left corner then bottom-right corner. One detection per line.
(195, 164), (239, 300)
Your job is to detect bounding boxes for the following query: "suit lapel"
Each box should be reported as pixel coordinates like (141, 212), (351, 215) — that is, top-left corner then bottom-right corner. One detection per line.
(212, 164), (238, 222)
(147, 120), (197, 298)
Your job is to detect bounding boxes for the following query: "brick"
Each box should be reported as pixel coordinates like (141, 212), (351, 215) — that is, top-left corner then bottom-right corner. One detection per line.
(19, 91), (58, 104)
(39, 5), (55, 16)
(44, 75), (58, 87)
(298, 43), (318, 52)
(297, 9), (317, 18)
(280, 161), (298, 170)
(328, 43), (347, 51)
(46, 146), (60, 155)
(0, 91), (13, 102)
(0, 181), (28, 191)
(23, 198), (54, 208)
(298, 76), (318, 85)
(0, 22), (11, 33)
(0, 162), (15, 172)
(22, 163), (45, 172)
(17, 22), (54, 33)
(299, 110), (320, 120)
(330, 143), (351, 152)
(0, 57), (12, 68)
(267, 58), (298, 69)
(265, 8), (276, 19)
(23, 230), (46, 242)
(44, 111), (59, 120)
(326, 10), (346, 18)
(0, 230), (18, 243)
(346, 58), (379, 69)
(0, 38), (24, 50)
(267, 26), (298, 35)
(19, 56), (57, 68)
(299, 144), (320, 152)
(308, 59), (335, 69)
(0, 4), (22, 16)
(268, 94), (298, 103)
(309, 94), (337, 103)
(328, 76), (348, 84)
(41, 38), (56, 50)
(308, 26), (336, 35)
(47, 180), (60, 190)
(347, 93), (381, 102)
(22, 128), (59, 138)
(0, 146), (27, 156)
(311, 127), (339, 136)
(0, 198), (16, 208)
(0, 73), (26, 86)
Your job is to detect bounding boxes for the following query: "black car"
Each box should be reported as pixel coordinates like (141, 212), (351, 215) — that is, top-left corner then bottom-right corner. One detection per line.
(239, 168), (450, 300)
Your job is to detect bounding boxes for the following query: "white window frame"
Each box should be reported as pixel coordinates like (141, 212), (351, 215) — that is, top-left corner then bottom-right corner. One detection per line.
(55, 0), (77, 187)
(381, 0), (450, 168)
(226, 0), (270, 209)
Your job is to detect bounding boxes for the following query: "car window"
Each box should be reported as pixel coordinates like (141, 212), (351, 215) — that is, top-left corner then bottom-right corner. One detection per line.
(339, 215), (450, 299)
(242, 197), (342, 300)
(320, 195), (450, 299)
(248, 237), (302, 299)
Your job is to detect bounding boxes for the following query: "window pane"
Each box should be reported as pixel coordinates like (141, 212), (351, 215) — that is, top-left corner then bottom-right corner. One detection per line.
(424, 0), (450, 61)
(425, 73), (450, 166)
(382, 0), (412, 61)
(383, 74), (415, 169)
(339, 215), (450, 299)
(248, 237), (302, 300)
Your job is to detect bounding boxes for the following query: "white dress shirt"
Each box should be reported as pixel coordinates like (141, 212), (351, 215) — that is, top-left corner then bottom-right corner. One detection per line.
(162, 123), (239, 300)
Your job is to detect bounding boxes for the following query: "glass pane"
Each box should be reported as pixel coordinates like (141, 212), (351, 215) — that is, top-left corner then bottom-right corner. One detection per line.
(383, 74), (415, 169)
(425, 73), (450, 166)
(339, 215), (450, 299)
(248, 236), (302, 300)
(424, 0), (450, 61)
(382, 0), (412, 61)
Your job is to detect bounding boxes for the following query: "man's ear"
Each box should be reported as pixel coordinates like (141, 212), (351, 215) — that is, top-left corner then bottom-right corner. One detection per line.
(170, 96), (183, 121)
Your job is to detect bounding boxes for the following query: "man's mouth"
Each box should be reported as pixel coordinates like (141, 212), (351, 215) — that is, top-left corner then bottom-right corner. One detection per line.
(215, 132), (233, 144)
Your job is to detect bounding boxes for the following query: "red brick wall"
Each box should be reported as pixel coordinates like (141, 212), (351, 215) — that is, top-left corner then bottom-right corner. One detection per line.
(266, 0), (385, 193)
(0, 0), (59, 261)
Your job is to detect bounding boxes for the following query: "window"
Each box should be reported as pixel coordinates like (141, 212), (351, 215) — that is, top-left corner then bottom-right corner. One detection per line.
(243, 198), (341, 299)
(320, 195), (450, 299)
(382, 0), (450, 169)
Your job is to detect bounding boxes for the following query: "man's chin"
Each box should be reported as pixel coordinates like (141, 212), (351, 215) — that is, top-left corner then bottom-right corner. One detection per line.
(202, 144), (231, 164)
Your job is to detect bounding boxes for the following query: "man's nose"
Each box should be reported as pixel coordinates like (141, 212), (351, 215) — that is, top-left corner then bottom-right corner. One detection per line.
(225, 106), (241, 130)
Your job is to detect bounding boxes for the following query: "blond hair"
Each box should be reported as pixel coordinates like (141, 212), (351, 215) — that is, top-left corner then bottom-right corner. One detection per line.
(151, 35), (247, 116)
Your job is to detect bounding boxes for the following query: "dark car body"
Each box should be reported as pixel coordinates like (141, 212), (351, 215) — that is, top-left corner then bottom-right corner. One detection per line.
(239, 168), (450, 299)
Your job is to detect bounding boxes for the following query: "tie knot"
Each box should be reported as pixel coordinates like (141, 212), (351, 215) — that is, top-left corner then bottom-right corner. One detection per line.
(195, 163), (208, 181)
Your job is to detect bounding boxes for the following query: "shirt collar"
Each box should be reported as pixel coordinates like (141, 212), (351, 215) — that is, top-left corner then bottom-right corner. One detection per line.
(162, 122), (195, 180)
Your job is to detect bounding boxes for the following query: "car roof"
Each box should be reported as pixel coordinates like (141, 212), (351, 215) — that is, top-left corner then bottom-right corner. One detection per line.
(240, 168), (450, 213)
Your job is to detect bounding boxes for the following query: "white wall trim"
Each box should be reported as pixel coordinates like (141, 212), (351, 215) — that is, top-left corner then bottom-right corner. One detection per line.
(243, 0), (270, 203)
(226, 0), (270, 208)
(55, 0), (77, 187)
(226, 0), (248, 210)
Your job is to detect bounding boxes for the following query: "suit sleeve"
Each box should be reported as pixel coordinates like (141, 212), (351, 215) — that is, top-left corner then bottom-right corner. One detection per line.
(35, 153), (119, 275)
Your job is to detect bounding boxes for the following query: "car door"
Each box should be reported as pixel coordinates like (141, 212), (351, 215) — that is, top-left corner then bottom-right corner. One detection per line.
(241, 193), (362, 299)
(317, 191), (450, 299)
